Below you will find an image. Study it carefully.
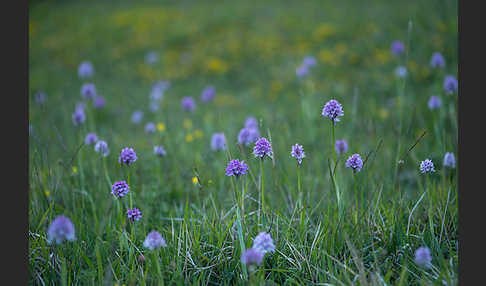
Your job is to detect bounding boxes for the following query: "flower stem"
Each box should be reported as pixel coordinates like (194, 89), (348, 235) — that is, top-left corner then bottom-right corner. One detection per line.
(153, 251), (164, 286)
(231, 177), (248, 280)
(102, 157), (111, 186)
(297, 166), (301, 195)
(260, 159), (265, 216)
(128, 169), (133, 209)
(353, 173), (358, 223)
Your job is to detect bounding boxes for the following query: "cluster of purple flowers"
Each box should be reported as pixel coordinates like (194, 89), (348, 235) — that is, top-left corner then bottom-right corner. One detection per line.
(238, 127), (260, 146)
(154, 145), (167, 157)
(149, 80), (169, 113)
(241, 232), (275, 267)
(79, 82), (106, 109)
(34, 91), (46, 105)
(391, 40), (405, 56)
(200, 85), (216, 102)
(428, 95), (442, 110)
(443, 75), (458, 94)
(253, 137), (273, 159)
(131, 110), (144, 124)
(94, 140), (110, 157)
(225, 159), (248, 177)
(181, 96), (196, 112)
(240, 248), (264, 266)
(72, 106), (86, 126)
(144, 231), (167, 250)
(414, 247), (432, 268)
(443, 152), (455, 168)
(145, 122), (156, 134)
(93, 96), (106, 109)
(296, 55), (317, 78)
(419, 159), (435, 174)
(111, 181), (130, 198)
(245, 117), (258, 129)
(252, 232), (276, 254)
(47, 215), (76, 244)
(152, 80), (171, 92)
(345, 153), (364, 173)
(211, 133), (226, 151)
(290, 143), (305, 165)
(335, 139), (348, 155)
(85, 133), (98, 145)
(119, 147), (137, 166)
(150, 87), (164, 102)
(322, 99), (344, 124)
(430, 52), (445, 68)
(81, 83), (97, 100)
(78, 61), (94, 78)
(238, 116), (260, 146)
(149, 99), (160, 112)
(127, 208), (142, 222)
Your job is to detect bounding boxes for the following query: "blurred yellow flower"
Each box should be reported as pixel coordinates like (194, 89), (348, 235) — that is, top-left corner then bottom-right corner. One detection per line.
(185, 133), (194, 142)
(205, 57), (228, 73)
(215, 94), (239, 107)
(374, 49), (391, 65)
(378, 108), (389, 120)
(313, 23), (336, 42)
(271, 81), (284, 94)
(137, 64), (156, 81)
(192, 177), (198, 185)
(72, 166), (78, 175)
(157, 123), (166, 132)
(318, 49), (339, 66)
(183, 119), (192, 129)
(44, 190), (50, 197)
(194, 129), (203, 139)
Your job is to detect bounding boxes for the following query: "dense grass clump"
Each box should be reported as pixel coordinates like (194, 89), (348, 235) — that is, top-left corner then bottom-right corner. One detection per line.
(29, 0), (458, 284)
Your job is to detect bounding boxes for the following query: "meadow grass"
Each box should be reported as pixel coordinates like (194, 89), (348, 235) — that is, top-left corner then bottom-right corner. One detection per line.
(29, 0), (457, 284)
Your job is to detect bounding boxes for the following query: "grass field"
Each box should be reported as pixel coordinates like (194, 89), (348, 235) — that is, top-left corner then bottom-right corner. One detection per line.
(29, 0), (458, 285)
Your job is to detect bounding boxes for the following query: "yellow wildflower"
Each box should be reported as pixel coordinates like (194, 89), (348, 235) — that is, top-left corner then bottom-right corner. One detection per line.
(271, 81), (284, 94)
(194, 129), (203, 139)
(374, 49), (391, 65)
(185, 133), (194, 142)
(318, 49), (338, 66)
(313, 23), (336, 42)
(157, 123), (166, 132)
(205, 57), (228, 73)
(72, 167), (78, 175)
(44, 190), (50, 197)
(192, 177), (198, 185)
(378, 108), (389, 120)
